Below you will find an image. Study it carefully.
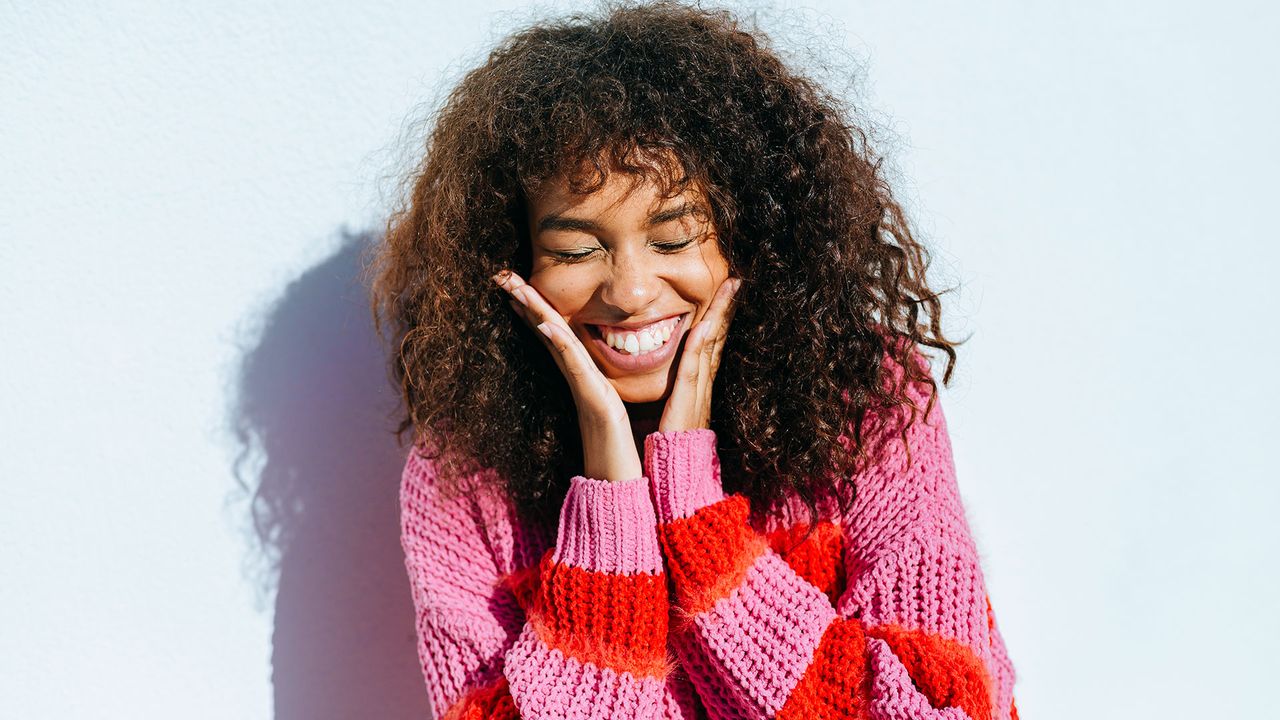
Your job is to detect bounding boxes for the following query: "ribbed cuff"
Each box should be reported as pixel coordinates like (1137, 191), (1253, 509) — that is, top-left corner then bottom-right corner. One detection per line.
(553, 474), (663, 575)
(644, 428), (724, 523)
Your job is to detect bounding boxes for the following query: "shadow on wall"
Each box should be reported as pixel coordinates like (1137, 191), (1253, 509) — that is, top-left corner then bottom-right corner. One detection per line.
(226, 228), (432, 719)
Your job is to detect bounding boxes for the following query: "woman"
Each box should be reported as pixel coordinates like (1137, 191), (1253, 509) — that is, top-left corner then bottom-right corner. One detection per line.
(367, 2), (1018, 718)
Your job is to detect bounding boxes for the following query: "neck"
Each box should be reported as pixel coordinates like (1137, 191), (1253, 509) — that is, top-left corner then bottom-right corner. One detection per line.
(624, 399), (664, 458)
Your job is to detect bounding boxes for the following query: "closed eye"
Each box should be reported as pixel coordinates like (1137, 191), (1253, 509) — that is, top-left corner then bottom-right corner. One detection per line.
(653, 237), (697, 252)
(549, 237), (698, 263)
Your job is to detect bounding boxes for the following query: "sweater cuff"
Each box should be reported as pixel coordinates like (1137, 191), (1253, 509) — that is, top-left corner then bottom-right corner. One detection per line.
(553, 474), (663, 575)
(644, 428), (725, 523)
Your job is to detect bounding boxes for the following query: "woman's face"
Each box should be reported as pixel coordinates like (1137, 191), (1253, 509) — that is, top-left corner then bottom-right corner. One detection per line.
(525, 170), (731, 404)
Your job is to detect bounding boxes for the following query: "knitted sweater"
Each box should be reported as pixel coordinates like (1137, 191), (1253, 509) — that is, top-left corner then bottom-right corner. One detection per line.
(399, 351), (1019, 720)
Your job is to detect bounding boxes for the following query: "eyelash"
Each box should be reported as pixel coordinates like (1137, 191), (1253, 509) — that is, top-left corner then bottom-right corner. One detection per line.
(552, 238), (697, 263)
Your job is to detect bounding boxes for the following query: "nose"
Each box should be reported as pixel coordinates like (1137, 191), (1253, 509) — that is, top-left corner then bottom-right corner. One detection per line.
(599, 251), (661, 316)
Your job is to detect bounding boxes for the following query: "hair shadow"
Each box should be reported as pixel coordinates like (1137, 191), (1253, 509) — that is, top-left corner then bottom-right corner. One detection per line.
(226, 228), (429, 718)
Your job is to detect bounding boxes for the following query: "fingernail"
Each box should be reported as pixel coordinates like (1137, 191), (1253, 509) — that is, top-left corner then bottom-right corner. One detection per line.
(537, 322), (552, 338)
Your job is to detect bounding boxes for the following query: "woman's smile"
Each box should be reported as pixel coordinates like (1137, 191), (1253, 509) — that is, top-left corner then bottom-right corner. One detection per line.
(582, 312), (691, 372)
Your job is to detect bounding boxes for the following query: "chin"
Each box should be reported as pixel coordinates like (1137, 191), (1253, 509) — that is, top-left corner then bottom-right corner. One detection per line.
(610, 376), (672, 404)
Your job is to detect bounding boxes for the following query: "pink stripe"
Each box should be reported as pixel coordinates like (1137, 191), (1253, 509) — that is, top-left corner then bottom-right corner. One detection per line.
(503, 624), (673, 720)
(679, 551), (837, 719)
(840, 527), (990, 653)
(865, 637), (973, 720)
(644, 428), (725, 522)
(553, 474), (664, 575)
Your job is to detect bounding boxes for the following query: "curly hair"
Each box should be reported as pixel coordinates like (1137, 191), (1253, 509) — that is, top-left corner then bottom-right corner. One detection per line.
(363, 0), (965, 539)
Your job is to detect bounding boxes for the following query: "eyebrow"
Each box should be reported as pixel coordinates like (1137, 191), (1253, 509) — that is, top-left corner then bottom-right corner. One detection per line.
(536, 201), (700, 234)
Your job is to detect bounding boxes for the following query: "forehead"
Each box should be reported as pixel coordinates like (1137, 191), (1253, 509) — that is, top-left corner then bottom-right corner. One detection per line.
(526, 178), (712, 237)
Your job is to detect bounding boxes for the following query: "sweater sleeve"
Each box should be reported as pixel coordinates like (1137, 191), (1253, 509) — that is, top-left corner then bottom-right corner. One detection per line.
(645, 361), (1017, 720)
(400, 449), (698, 720)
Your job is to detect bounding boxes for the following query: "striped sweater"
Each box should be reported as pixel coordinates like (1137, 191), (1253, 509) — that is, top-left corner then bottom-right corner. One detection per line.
(399, 353), (1018, 720)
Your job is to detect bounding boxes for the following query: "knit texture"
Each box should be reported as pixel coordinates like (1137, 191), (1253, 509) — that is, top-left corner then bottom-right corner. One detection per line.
(400, 350), (1018, 719)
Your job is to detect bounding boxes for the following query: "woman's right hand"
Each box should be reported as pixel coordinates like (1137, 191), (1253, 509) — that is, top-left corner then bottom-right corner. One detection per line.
(491, 269), (643, 483)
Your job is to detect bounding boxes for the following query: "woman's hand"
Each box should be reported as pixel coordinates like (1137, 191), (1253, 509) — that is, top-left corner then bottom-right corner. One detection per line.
(491, 269), (643, 483)
(660, 276), (743, 432)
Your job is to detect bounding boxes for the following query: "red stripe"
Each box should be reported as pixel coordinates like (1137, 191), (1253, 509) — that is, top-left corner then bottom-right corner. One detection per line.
(658, 495), (769, 617)
(766, 519), (846, 606)
(776, 618), (873, 720)
(439, 675), (520, 720)
(865, 624), (994, 720)
(528, 550), (671, 677)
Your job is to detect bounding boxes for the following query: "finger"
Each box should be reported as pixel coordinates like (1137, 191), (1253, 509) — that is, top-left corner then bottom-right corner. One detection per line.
(493, 270), (541, 321)
(694, 278), (740, 426)
(499, 280), (602, 388)
(520, 290), (600, 377)
(699, 314), (716, 415)
(540, 322), (618, 414)
(682, 321), (711, 380)
(698, 278), (735, 368)
(499, 278), (576, 377)
(708, 278), (742, 372)
(710, 277), (742, 335)
(493, 270), (619, 421)
(537, 322), (587, 380)
(510, 283), (603, 380)
(495, 271), (532, 322)
(666, 320), (706, 422)
(511, 300), (572, 376)
(695, 343), (711, 428)
(506, 296), (547, 344)
(495, 273), (590, 369)
(672, 325), (702, 398)
(687, 278), (737, 356)
(507, 297), (529, 323)
(502, 274), (574, 334)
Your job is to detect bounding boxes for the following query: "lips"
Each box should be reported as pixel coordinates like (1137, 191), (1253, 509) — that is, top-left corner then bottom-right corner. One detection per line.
(583, 312), (690, 372)
(588, 312), (685, 336)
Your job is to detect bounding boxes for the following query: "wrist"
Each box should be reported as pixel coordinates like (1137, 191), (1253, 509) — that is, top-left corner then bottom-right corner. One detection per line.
(581, 422), (644, 482)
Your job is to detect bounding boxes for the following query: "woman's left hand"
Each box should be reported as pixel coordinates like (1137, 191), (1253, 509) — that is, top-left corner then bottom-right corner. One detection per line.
(659, 275), (744, 432)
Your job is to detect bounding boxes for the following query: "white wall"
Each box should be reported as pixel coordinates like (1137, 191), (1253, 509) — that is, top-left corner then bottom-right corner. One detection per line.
(3, 1), (1275, 718)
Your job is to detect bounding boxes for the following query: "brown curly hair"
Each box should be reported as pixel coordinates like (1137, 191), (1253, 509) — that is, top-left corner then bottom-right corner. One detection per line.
(363, 0), (965, 538)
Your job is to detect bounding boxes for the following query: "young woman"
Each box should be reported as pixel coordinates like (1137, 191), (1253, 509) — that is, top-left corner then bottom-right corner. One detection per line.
(367, 2), (1018, 719)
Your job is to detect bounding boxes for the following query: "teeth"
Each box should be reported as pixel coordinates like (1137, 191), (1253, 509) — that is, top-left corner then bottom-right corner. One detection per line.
(603, 317), (679, 356)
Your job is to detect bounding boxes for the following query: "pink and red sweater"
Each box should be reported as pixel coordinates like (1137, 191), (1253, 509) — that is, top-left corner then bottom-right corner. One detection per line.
(399, 352), (1019, 720)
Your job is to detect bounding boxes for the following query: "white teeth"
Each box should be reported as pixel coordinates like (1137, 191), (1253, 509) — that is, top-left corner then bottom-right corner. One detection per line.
(602, 317), (679, 356)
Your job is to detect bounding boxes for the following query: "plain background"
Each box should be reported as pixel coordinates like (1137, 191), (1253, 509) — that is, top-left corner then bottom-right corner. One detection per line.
(3, 1), (1276, 718)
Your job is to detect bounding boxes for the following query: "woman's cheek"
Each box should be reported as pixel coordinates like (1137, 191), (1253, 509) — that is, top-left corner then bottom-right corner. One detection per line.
(675, 252), (729, 299)
(530, 266), (594, 318)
